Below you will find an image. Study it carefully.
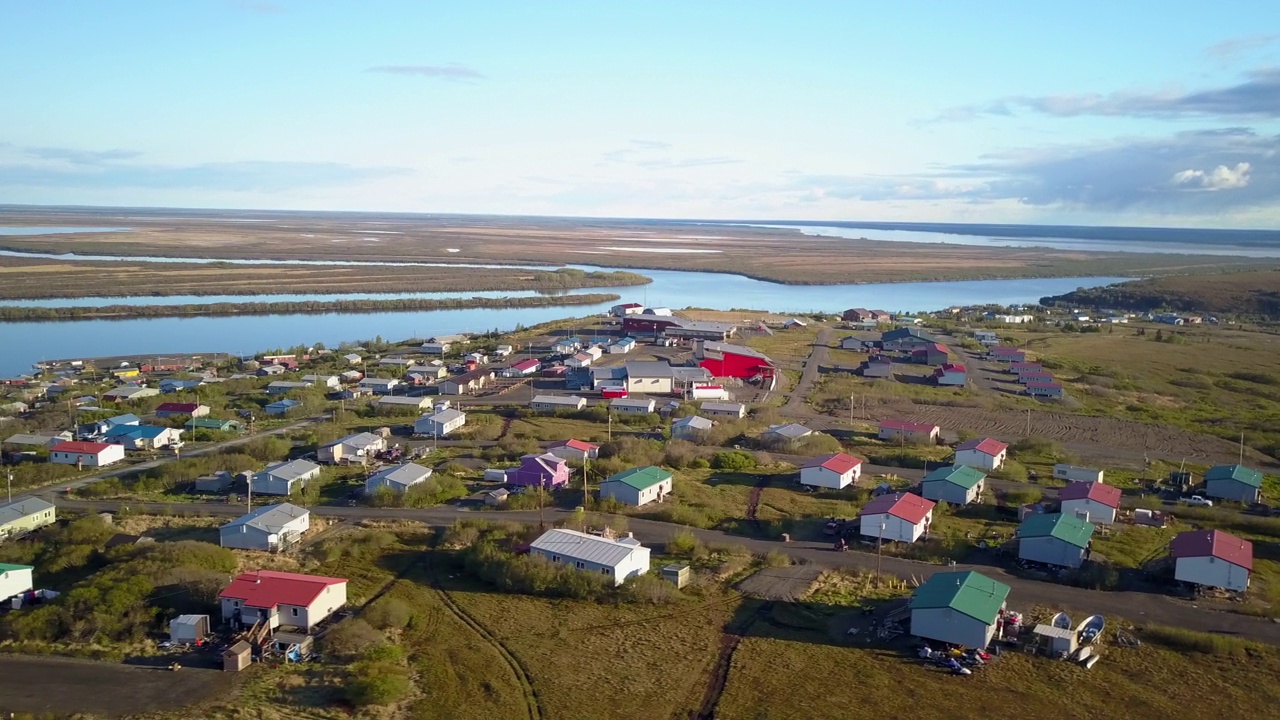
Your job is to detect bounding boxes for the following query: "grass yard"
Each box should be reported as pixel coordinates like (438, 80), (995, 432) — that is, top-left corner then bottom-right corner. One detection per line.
(444, 578), (734, 720)
(1008, 323), (1280, 460)
(507, 415), (617, 443)
(744, 325), (826, 365)
(717, 624), (1280, 720)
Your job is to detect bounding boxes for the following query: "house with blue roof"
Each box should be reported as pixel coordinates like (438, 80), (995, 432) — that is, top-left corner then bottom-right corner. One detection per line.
(159, 379), (204, 394)
(102, 424), (183, 450)
(265, 398), (302, 416)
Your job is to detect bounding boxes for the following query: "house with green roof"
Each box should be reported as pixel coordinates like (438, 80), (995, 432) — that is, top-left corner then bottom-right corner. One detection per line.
(1204, 464), (1263, 505)
(920, 465), (987, 506)
(910, 570), (1010, 649)
(599, 466), (673, 507)
(1017, 513), (1094, 569)
(0, 562), (34, 603)
(185, 417), (245, 434)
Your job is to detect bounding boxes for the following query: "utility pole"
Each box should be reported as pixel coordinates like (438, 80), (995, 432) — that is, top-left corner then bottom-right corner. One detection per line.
(538, 475), (546, 530)
(607, 414), (613, 442)
(1025, 408), (1031, 436)
(876, 520), (886, 587)
(6, 468), (12, 503)
(850, 392), (855, 427)
(583, 455), (590, 509)
(1239, 432), (1245, 465)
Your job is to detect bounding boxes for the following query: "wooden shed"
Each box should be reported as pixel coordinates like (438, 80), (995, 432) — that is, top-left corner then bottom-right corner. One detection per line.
(1031, 624), (1077, 657)
(661, 564), (690, 589)
(223, 640), (252, 672)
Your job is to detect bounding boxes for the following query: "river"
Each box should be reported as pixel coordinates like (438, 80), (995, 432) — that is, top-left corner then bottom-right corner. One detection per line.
(0, 271), (1127, 376)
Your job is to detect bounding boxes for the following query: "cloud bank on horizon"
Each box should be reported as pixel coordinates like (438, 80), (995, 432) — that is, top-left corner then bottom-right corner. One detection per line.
(2, 3), (1280, 227)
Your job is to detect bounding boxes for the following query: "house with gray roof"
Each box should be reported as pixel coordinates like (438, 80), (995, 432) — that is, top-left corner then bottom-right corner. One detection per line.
(529, 528), (651, 586)
(365, 463), (433, 494)
(219, 503), (310, 552)
(251, 459), (322, 496)
(672, 415), (714, 441)
(761, 423), (812, 446)
(0, 497), (56, 541)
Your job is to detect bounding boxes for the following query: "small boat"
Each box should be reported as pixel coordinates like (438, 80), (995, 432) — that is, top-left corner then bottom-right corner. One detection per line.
(1083, 654), (1101, 669)
(1051, 612), (1072, 630)
(1074, 646), (1094, 663)
(1077, 615), (1105, 644)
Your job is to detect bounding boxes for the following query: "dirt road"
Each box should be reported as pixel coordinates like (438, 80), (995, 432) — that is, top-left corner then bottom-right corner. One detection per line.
(781, 328), (833, 415)
(0, 655), (233, 717)
(58, 498), (1280, 647)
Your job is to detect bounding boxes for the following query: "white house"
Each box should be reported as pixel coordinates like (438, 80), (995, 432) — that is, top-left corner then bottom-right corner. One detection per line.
(358, 377), (401, 395)
(343, 353), (363, 365)
(858, 492), (935, 543)
(48, 441), (126, 468)
(531, 395), (586, 412)
(599, 466), (673, 507)
(546, 438), (600, 461)
(0, 563), (34, 603)
(218, 570), (348, 632)
(761, 423), (812, 446)
(608, 338), (636, 354)
(1053, 464), (1104, 483)
(799, 453), (863, 490)
(671, 415), (714, 441)
(909, 570), (1009, 650)
(920, 465), (987, 506)
(1170, 529), (1253, 592)
(266, 381), (311, 396)
(219, 503), (311, 552)
(1017, 513), (1094, 569)
(1058, 481), (1121, 524)
(494, 345), (514, 358)
(300, 375), (341, 390)
(953, 438), (1008, 471)
(318, 432), (387, 464)
(878, 420), (940, 445)
(415, 408), (466, 437)
(251, 459), (322, 496)
(566, 353), (594, 369)
(700, 402), (745, 419)
(365, 463), (433, 494)
(375, 395), (432, 412)
(611, 397), (656, 414)
(529, 529), (651, 586)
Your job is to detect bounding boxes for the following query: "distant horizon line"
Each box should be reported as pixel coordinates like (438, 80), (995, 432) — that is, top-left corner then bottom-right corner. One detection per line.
(0, 202), (1277, 237)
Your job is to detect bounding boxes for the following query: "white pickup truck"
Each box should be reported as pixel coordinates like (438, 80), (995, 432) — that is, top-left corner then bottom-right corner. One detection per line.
(1182, 495), (1214, 507)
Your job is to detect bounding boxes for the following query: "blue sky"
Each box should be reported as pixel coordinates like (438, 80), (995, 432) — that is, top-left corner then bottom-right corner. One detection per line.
(2, 1), (1279, 226)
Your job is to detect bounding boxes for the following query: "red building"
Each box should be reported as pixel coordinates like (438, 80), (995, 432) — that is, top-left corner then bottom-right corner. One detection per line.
(694, 342), (775, 381)
(622, 316), (681, 336)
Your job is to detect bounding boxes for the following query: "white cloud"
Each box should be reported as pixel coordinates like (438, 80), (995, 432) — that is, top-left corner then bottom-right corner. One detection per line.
(1172, 162), (1252, 190)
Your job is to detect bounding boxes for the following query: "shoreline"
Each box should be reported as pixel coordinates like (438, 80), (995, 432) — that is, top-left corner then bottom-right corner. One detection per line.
(0, 292), (622, 322)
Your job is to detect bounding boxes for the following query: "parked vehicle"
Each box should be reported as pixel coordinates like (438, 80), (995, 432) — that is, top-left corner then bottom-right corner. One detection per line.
(1183, 495), (1213, 507)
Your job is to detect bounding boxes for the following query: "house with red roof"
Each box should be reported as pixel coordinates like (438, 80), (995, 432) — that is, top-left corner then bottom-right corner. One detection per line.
(502, 358), (542, 378)
(799, 452), (864, 490)
(933, 363), (967, 387)
(218, 570), (348, 632)
(990, 346), (1026, 363)
(1171, 529), (1252, 592)
(912, 342), (950, 366)
(1008, 361), (1042, 375)
(1024, 381), (1064, 398)
(953, 437), (1008, 471)
(858, 492), (935, 543)
(547, 438), (600, 462)
(878, 420), (940, 445)
(155, 402), (210, 419)
(1058, 481), (1122, 525)
(48, 440), (125, 468)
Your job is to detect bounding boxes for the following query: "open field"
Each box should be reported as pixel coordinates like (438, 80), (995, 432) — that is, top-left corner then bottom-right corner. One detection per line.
(0, 655), (236, 717)
(0, 207), (1258, 286)
(0, 255), (647, 299)
(1041, 269), (1280, 316)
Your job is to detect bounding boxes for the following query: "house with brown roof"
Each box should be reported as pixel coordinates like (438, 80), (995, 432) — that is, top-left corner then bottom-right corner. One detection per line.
(1058, 481), (1122, 525)
(799, 452), (863, 490)
(878, 420), (940, 445)
(953, 438), (1007, 471)
(1170, 529), (1252, 592)
(858, 492), (935, 543)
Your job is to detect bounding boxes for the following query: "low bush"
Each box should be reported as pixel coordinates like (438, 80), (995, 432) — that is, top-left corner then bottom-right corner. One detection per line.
(712, 451), (757, 471)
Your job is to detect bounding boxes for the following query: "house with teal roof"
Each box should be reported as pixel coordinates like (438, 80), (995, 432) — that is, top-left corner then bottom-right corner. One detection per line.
(599, 466), (673, 507)
(920, 465), (987, 506)
(1017, 513), (1094, 569)
(1204, 464), (1263, 505)
(910, 570), (1010, 649)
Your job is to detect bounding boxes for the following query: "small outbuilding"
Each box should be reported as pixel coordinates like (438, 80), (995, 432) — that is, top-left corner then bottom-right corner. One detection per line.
(223, 641), (252, 672)
(169, 614), (210, 644)
(661, 564), (690, 589)
(1031, 624), (1078, 657)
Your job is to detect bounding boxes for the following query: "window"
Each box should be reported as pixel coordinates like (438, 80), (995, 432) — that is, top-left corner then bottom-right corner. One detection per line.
(552, 555), (560, 563)
(601, 568), (611, 575)
(576, 561), (586, 569)
(291, 607), (299, 617)
(233, 601), (241, 608)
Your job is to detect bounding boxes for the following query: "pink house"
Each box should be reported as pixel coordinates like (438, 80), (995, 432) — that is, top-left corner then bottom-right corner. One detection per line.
(508, 453), (571, 488)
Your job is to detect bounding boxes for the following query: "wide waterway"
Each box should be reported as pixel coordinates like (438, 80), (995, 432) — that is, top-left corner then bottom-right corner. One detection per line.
(0, 272), (1128, 376)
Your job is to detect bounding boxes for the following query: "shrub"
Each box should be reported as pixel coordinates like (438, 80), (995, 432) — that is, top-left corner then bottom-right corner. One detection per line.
(347, 660), (411, 706)
(712, 451), (757, 471)
(621, 573), (681, 605)
(666, 529), (703, 558)
(322, 619), (385, 659)
(365, 597), (413, 630)
(690, 457), (710, 469)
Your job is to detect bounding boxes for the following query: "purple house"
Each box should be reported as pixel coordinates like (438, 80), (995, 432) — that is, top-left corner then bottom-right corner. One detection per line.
(508, 453), (571, 488)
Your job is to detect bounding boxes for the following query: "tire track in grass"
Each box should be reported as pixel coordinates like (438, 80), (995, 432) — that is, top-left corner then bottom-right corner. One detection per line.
(689, 601), (773, 720)
(424, 551), (542, 720)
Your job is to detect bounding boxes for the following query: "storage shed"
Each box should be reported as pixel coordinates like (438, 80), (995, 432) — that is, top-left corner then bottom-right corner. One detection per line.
(169, 614), (210, 644)
(1031, 624), (1078, 656)
(223, 640), (252, 672)
(661, 564), (691, 589)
